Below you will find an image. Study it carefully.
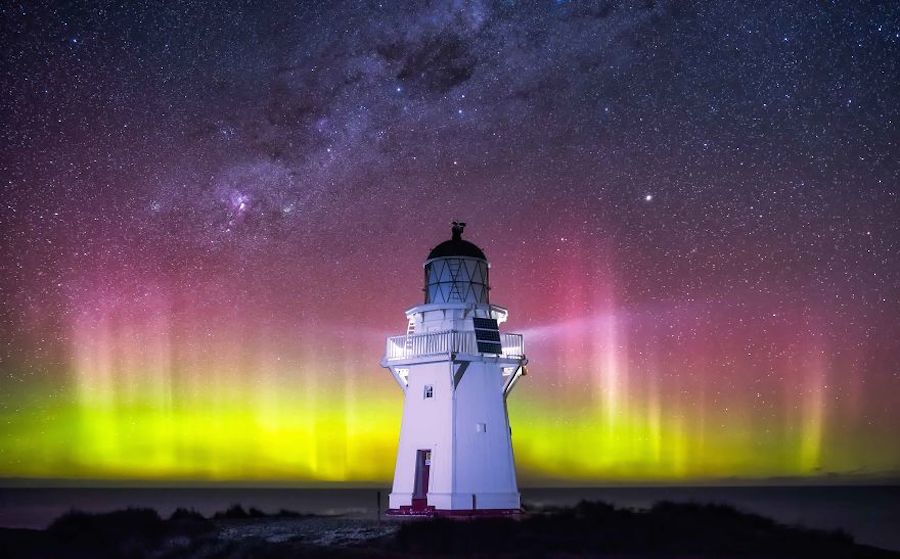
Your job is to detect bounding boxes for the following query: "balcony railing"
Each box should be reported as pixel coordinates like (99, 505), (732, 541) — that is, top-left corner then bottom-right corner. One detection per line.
(385, 330), (524, 361)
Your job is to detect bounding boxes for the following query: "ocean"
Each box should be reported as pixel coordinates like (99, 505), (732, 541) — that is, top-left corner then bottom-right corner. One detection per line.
(1, 485), (898, 552)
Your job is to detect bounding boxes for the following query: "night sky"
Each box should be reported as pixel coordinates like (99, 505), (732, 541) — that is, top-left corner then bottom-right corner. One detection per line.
(2, 1), (899, 483)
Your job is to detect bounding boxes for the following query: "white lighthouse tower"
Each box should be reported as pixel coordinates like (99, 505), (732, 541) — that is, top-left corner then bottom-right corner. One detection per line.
(381, 222), (527, 515)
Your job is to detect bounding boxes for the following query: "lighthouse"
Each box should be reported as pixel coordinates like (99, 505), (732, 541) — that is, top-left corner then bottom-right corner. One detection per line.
(381, 222), (527, 514)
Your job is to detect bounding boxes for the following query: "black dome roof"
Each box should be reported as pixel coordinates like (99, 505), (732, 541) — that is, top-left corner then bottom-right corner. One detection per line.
(428, 239), (486, 260)
(427, 222), (486, 260)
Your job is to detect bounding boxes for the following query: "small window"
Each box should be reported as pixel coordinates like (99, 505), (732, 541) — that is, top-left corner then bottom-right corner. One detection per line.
(476, 422), (486, 433)
(424, 385), (434, 399)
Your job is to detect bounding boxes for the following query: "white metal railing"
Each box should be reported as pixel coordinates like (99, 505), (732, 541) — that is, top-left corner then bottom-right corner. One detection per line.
(385, 330), (524, 361)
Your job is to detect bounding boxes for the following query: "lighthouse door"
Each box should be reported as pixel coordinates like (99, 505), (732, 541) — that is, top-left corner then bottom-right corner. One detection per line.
(412, 449), (431, 510)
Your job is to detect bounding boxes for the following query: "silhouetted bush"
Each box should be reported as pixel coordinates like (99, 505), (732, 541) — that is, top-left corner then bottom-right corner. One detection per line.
(167, 508), (215, 537)
(247, 506), (267, 517)
(3, 499), (894, 558)
(210, 504), (305, 520)
(169, 507), (206, 522)
(46, 508), (166, 558)
(392, 500), (888, 558)
(213, 504), (251, 519)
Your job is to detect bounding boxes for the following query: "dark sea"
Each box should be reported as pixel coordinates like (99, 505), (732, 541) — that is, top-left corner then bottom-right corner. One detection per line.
(1, 485), (898, 552)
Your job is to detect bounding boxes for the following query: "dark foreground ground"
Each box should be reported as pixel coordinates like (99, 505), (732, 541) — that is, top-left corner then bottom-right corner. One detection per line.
(1, 500), (896, 558)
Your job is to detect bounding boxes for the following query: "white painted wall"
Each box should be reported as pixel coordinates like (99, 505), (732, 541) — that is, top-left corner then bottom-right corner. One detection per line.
(451, 361), (519, 509)
(388, 357), (521, 510)
(389, 360), (453, 509)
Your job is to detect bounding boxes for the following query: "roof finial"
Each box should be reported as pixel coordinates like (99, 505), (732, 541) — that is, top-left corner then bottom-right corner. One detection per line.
(451, 221), (466, 241)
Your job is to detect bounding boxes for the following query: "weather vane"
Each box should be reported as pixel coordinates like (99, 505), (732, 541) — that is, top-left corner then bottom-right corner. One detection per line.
(451, 221), (466, 240)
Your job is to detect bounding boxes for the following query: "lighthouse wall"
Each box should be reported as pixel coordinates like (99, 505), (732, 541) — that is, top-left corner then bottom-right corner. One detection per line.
(388, 358), (520, 511)
(450, 360), (520, 510)
(388, 360), (454, 510)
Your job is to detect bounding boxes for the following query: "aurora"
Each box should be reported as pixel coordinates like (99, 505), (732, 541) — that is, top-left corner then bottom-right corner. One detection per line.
(1, 1), (898, 486)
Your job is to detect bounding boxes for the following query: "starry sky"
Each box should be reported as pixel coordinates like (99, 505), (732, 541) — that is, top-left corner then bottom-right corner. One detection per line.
(1, 1), (899, 484)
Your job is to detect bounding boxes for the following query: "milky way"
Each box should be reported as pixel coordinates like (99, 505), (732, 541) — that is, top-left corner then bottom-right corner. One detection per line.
(1, 1), (899, 482)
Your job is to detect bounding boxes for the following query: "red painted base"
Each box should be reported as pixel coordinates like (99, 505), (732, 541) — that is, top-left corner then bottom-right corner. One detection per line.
(387, 506), (521, 518)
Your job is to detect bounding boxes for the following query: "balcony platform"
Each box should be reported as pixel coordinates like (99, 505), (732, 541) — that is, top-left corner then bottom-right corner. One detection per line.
(381, 330), (525, 367)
